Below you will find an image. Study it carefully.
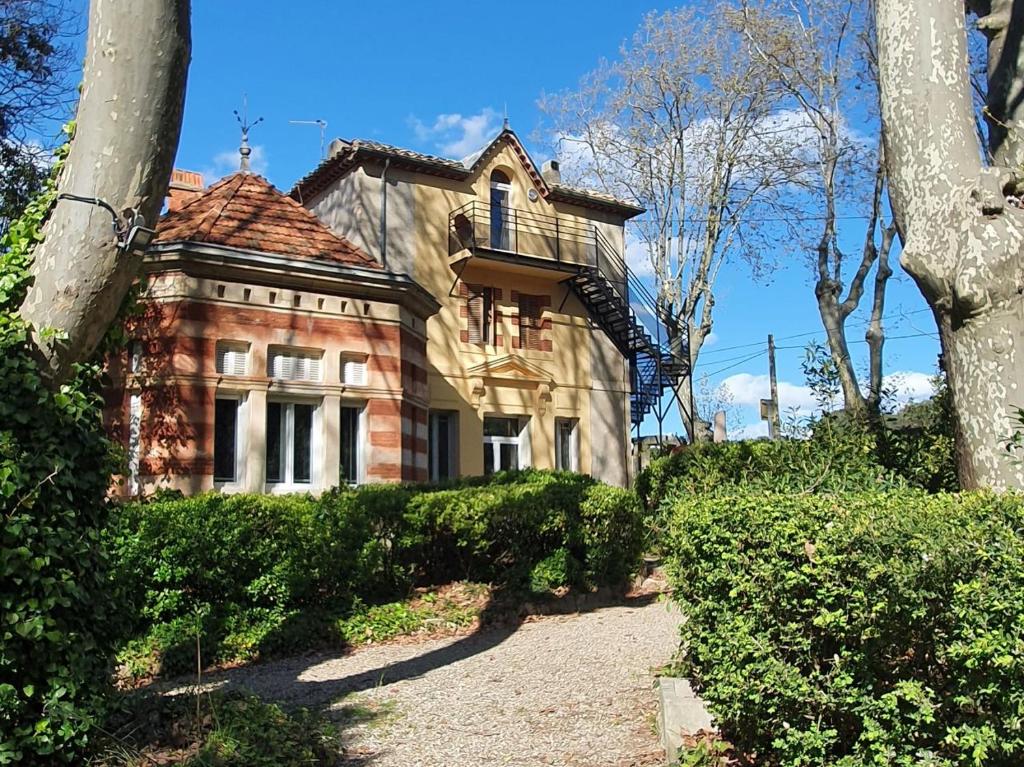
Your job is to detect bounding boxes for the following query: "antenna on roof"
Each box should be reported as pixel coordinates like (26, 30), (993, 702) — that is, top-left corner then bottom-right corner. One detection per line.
(233, 95), (264, 173)
(503, 103), (509, 131)
(289, 119), (328, 160)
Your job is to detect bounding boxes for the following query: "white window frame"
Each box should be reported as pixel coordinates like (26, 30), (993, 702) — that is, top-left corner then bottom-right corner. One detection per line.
(341, 353), (368, 387)
(340, 401), (365, 486)
(267, 346), (323, 382)
(127, 392), (142, 495)
(265, 397), (322, 492)
(213, 393), (246, 491)
(216, 340), (250, 376)
(555, 417), (579, 472)
(483, 416), (530, 474)
(489, 175), (512, 250)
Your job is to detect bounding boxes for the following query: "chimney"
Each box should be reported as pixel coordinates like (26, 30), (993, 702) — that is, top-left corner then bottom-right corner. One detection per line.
(541, 159), (561, 186)
(166, 169), (204, 211)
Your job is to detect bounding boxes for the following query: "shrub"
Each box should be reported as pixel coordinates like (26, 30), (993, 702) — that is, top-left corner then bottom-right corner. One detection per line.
(91, 691), (341, 766)
(1, 137), (124, 763)
(665, 490), (1024, 766)
(109, 470), (647, 677)
(637, 418), (899, 516)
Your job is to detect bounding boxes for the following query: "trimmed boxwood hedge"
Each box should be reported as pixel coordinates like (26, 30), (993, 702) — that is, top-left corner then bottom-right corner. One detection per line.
(665, 490), (1024, 766)
(109, 470), (647, 676)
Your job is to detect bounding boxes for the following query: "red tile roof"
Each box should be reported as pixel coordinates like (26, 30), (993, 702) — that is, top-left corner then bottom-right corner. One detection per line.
(155, 172), (380, 268)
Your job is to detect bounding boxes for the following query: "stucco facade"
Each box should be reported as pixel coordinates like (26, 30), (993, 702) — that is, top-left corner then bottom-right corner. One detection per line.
(298, 130), (643, 486)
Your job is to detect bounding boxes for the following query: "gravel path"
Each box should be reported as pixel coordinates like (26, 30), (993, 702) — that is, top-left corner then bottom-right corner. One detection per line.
(193, 597), (682, 766)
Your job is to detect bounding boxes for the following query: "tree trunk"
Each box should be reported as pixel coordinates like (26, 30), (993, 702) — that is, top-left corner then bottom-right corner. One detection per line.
(877, 0), (1024, 490)
(19, 0), (190, 385)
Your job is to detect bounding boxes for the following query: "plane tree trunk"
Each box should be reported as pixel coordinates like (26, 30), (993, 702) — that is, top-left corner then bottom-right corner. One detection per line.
(876, 0), (1024, 489)
(19, 0), (190, 385)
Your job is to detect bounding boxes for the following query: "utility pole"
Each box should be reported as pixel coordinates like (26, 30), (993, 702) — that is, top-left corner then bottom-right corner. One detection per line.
(767, 334), (781, 439)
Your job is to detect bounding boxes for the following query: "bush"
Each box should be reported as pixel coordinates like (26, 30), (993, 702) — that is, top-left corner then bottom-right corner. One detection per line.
(637, 418), (900, 517)
(109, 470), (647, 677)
(0, 138), (125, 763)
(665, 490), (1024, 766)
(91, 691), (341, 766)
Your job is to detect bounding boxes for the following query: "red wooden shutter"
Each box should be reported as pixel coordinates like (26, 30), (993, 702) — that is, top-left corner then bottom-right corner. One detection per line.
(519, 295), (541, 350)
(467, 287), (492, 345)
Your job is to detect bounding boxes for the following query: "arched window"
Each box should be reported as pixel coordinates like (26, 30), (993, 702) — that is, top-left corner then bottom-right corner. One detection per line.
(490, 169), (512, 250)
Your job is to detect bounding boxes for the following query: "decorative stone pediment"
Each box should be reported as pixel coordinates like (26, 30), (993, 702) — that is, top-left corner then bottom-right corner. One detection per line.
(465, 355), (556, 413)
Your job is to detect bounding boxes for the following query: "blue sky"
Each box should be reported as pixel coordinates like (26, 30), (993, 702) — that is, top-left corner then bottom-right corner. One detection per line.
(65, 0), (941, 437)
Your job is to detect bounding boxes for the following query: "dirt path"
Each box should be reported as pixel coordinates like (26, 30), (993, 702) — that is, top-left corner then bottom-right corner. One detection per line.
(191, 597), (682, 766)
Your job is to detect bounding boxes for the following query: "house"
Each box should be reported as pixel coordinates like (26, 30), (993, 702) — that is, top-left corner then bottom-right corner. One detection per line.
(292, 126), (685, 487)
(106, 169), (439, 495)
(108, 127), (685, 495)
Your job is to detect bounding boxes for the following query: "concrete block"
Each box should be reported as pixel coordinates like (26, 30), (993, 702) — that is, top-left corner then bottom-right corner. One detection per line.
(658, 676), (715, 764)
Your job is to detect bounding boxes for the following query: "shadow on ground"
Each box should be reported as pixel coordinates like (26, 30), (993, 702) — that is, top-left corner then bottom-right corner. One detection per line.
(213, 588), (663, 711)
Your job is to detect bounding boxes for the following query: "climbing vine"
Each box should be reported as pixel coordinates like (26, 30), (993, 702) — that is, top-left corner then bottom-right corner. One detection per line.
(0, 126), (124, 764)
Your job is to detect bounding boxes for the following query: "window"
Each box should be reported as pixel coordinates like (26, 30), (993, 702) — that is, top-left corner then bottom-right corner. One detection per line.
(518, 295), (542, 350)
(214, 397), (241, 482)
(127, 392), (142, 494)
(429, 411), (458, 481)
(556, 418), (579, 472)
(216, 341), (249, 376)
(268, 347), (322, 382)
(340, 404), (362, 485)
(266, 401), (316, 486)
(483, 416), (529, 475)
(342, 354), (368, 386)
(129, 341), (143, 374)
(467, 286), (494, 346)
(490, 169), (511, 250)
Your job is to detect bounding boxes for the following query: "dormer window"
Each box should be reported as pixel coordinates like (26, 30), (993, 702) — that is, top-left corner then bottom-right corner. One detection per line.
(490, 169), (511, 250)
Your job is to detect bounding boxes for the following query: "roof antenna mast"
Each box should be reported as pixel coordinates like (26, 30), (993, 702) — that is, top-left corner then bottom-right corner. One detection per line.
(233, 94), (264, 173)
(289, 119), (329, 160)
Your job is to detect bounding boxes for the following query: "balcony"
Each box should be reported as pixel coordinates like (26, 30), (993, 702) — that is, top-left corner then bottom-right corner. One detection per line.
(448, 200), (626, 291)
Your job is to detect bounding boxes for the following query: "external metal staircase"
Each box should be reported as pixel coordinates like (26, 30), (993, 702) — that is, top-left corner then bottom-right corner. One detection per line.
(448, 200), (690, 428)
(565, 250), (688, 427)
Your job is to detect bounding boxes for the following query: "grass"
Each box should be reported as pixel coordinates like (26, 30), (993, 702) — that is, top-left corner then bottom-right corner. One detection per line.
(116, 582), (493, 685)
(89, 691), (343, 766)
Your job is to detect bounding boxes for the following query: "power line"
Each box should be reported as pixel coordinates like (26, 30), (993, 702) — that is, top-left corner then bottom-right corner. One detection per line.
(700, 350), (767, 378)
(695, 308), (933, 358)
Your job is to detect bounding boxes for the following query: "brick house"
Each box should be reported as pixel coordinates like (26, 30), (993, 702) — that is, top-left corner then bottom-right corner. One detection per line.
(106, 170), (438, 495)
(111, 127), (686, 495)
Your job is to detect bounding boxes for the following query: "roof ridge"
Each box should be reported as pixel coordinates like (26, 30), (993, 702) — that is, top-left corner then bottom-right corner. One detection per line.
(194, 174), (246, 241)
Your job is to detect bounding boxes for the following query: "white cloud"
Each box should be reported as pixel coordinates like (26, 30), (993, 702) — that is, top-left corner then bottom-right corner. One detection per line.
(731, 421), (769, 440)
(409, 108), (502, 159)
(721, 372), (821, 413)
(201, 144), (268, 182)
(881, 370), (935, 406)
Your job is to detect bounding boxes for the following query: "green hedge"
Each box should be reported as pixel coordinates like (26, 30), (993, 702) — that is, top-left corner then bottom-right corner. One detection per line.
(665, 490), (1024, 766)
(109, 470), (646, 676)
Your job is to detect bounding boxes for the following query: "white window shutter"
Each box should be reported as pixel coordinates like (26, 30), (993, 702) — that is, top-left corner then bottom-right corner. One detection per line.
(216, 342), (249, 376)
(342, 356), (367, 386)
(268, 348), (322, 382)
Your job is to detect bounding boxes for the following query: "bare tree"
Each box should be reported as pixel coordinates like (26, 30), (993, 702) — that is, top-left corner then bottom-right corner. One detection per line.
(18, 0), (191, 385)
(0, 0), (81, 230)
(739, 0), (898, 418)
(541, 6), (799, 442)
(876, 0), (1024, 490)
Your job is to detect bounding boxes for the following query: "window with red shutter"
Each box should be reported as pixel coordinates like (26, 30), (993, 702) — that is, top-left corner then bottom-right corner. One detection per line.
(519, 295), (542, 350)
(467, 286), (493, 345)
